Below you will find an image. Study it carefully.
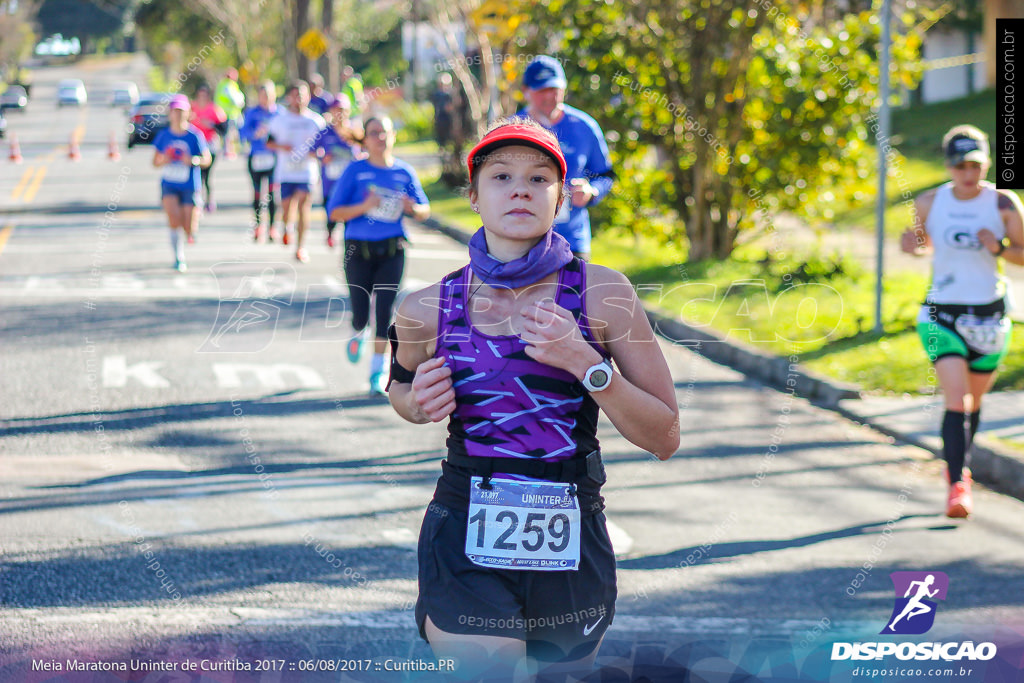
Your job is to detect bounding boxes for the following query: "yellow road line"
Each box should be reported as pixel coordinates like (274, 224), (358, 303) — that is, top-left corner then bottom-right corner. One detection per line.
(0, 224), (14, 257)
(22, 166), (47, 203)
(11, 166), (36, 201)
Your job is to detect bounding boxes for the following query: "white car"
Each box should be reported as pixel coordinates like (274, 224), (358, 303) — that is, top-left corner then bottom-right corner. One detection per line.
(57, 79), (87, 107)
(111, 82), (139, 107)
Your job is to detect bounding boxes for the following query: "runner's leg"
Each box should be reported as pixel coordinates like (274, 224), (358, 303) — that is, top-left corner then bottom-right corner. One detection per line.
(424, 616), (528, 682)
(343, 247), (373, 335)
(202, 150), (217, 210)
(163, 195), (186, 268)
(965, 369), (997, 470)
(295, 190), (311, 259)
(935, 357), (970, 483)
(248, 158), (263, 234)
(369, 248), (404, 390)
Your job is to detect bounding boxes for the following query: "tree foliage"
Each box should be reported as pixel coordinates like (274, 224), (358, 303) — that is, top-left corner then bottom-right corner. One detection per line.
(521, 0), (931, 261)
(0, 0), (39, 74)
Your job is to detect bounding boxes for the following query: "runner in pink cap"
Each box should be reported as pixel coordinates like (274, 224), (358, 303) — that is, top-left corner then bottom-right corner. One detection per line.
(153, 94), (210, 271)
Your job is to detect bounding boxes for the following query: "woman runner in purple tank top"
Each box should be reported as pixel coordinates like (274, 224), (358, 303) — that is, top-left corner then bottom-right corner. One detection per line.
(387, 119), (679, 679)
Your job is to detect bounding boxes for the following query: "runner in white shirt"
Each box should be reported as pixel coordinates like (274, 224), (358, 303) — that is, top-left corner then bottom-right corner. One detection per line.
(901, 125), (1024, 518)
(266, 81), (326, 263)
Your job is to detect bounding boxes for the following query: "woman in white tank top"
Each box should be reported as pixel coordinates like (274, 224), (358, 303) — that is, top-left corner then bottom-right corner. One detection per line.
(901, 125), (1024, 519)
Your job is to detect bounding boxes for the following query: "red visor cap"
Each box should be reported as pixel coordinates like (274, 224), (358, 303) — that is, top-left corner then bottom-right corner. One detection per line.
(467, 125), (567, 183)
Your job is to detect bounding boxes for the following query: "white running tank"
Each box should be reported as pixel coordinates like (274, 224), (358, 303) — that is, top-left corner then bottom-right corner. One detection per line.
(924, 181), (1005, 305)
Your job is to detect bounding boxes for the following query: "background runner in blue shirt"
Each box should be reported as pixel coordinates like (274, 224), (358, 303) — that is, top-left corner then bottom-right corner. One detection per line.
(239, 80), (280, 242)
(153, 94), (211, 272)
(326, 116), (430, 395)
(315, 94), (361, 248)
(519, 55), (614, 259)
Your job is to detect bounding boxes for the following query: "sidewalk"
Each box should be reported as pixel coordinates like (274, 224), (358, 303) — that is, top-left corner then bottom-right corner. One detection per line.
(837, 392), (1024, 500)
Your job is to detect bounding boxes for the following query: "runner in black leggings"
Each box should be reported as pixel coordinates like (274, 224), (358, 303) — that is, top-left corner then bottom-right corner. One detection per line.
(326, 116), (430, 395)
(240, 81), (279, 241)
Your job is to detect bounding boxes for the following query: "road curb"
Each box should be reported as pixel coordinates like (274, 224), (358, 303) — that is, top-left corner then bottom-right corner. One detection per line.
(833, 401), (1024, 502)
(420, 214), (1024, 502)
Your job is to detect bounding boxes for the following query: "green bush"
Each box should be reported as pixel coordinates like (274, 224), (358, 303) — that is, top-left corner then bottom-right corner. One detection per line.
(394, 100), (434, 144)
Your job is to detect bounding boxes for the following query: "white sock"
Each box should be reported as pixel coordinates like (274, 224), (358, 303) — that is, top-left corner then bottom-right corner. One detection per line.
(170, 229), (184, 261)
(370, 353), (385, 375)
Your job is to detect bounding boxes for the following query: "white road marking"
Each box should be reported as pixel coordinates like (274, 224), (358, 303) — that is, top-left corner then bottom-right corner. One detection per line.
(605, 518), (634, 557)
(212, 363), (326, 390)
(380, 528), (417, 551)
(102, 355), (170, 388)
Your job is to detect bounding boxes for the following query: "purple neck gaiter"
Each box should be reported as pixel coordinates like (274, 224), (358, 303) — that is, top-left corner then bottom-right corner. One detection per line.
(468, 227), (573, 289)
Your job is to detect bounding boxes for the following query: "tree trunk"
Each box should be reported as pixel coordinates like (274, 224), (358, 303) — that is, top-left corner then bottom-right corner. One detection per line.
(322, 0), (336, 88)
(294, 0), (310, 80)
(282, 1), (298, 81)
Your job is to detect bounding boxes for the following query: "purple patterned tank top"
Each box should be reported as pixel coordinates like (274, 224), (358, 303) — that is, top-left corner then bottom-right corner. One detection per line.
(436, 258), (608, 462)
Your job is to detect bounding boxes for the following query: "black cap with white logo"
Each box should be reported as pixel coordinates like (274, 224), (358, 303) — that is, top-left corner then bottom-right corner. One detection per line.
(945, 132), (990, 165)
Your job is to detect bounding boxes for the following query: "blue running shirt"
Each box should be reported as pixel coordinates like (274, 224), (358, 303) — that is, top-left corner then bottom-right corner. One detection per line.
(154, 126), (208, 191)
(326, 159), (428, 241)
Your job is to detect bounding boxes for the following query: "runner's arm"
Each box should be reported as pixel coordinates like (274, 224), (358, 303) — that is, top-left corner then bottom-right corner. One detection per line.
(996, 189), (1024, 266)
(388, 285), (452, 424)
(901, 192), (935, 255)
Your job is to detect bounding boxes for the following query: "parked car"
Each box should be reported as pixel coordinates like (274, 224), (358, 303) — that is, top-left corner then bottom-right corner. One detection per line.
(56, 79), (87, 107)
(0, 85), (28, 111)
(111, 82), (139, 108)
(127, 93), (173, 148)
(0, 109), (7, 138)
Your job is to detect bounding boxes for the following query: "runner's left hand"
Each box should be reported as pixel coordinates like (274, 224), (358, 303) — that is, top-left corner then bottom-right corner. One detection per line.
(978, 228), (1001, 254)
(570, 179), (596, 208)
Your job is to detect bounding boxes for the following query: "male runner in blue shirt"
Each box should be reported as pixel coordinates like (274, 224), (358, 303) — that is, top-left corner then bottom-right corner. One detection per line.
(520, 55), (615, 259)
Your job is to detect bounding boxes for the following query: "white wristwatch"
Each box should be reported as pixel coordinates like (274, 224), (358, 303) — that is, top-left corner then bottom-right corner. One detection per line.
(581, 360), (614, 392)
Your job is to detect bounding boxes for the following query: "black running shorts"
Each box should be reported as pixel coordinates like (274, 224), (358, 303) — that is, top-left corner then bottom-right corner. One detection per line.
(415, 496), (617, 663)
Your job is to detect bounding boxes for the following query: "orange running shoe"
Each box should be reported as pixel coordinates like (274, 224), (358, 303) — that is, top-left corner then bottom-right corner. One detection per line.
(946, 479), (973, 518)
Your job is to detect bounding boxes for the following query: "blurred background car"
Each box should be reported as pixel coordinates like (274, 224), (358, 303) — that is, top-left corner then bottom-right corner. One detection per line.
(111, 82), (139, 108)
(0, 109), (7, 138)
(57, 79), (87, 107)
(1, 85), (29, 112)
(127, 93), (172, 148)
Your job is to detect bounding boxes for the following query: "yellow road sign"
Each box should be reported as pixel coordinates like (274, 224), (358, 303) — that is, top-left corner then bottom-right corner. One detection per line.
(298, 29), (328, 60)
(470, 0), (521, 42)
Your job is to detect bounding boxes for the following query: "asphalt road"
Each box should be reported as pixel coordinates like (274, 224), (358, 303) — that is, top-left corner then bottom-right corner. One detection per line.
(2, 56), (1024, 683)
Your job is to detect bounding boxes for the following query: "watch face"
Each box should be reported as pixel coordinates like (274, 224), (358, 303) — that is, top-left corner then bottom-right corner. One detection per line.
(589, 369), (609, 387)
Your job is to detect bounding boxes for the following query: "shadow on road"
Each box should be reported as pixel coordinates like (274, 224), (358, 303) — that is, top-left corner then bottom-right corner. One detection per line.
(617, 515), (936, 570)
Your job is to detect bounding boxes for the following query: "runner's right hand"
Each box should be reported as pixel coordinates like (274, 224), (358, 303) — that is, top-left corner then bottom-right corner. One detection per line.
(364, 190), (381, 211)
(409, 356), (455, 422)
(900, 229), (921, 254)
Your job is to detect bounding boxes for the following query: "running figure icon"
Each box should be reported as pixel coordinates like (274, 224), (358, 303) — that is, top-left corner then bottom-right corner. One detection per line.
(885, 574), (938, 633)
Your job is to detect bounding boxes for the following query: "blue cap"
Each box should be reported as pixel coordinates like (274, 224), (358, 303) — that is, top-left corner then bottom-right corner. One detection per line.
(523, 55), (566, 90)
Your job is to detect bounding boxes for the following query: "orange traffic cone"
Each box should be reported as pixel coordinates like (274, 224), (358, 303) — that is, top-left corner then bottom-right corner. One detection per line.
(8, 133), (23, 163)
(68, 133), (81, 161)
(107, 132), (121, 161)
